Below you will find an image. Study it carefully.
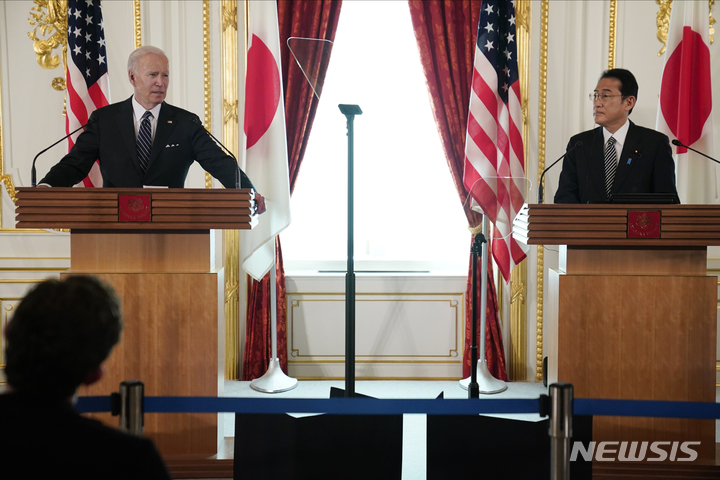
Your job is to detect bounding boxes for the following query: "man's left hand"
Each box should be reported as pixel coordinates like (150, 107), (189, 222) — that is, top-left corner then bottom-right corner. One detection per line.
(254, 192), (266, 215)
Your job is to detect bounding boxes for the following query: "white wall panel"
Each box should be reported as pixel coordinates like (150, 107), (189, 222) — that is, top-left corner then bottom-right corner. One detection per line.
(287, 274), (466, 379)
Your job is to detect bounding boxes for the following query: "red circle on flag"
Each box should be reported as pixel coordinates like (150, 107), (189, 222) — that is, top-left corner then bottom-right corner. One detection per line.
(244, 34), (281, 149)
(659, 27), (712, 148)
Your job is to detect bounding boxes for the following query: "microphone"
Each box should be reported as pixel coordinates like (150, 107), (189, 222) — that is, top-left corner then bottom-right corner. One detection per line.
(671, 139), (720, 165)
(31, 118), (94, 187)
(191, 117), (240, 189)
(538, 140), (583, 203)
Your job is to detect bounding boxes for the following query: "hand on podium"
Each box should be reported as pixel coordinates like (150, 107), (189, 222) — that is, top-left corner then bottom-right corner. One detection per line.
(254, 192), (266, 215)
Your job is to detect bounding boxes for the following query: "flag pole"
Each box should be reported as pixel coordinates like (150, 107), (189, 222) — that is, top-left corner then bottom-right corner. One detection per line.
(250, 237), (298, 393)
(459, 215), (507, 394)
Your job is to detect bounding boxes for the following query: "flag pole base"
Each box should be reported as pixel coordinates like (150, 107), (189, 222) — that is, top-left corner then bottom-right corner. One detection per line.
(459, 359), (507, 394)
(250, 358), (298, 394)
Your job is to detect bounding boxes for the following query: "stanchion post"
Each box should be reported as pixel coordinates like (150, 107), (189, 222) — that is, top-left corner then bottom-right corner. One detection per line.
(549, 382), (573, 480)
(119, 380), (144, 436)
(339, 103), (362, 398)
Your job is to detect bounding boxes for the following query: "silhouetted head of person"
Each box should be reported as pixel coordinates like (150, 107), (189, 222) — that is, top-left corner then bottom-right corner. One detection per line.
(5, 276), (123, 400)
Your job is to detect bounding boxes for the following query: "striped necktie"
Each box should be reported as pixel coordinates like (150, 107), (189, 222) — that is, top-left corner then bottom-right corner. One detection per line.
(137, 111), (153, 173)
(604, 136), (617, 197)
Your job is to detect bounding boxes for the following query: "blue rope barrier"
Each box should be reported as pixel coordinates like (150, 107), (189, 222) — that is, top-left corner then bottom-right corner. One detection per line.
(76, 396), (539, 416)
(75, 395), (720, 419)
(76, 395), (113, 413)
(574, 398), (720, 419)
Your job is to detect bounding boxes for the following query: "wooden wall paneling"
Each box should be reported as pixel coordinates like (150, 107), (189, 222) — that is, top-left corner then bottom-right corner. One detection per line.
(555, 273), (716, 458)
(72, 271), (224, 456)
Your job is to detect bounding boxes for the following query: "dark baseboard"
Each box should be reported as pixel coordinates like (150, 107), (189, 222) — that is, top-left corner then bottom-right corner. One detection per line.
(164, 458), (234, 479)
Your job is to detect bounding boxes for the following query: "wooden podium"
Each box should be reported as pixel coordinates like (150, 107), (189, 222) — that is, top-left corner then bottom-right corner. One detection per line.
(515, 204), (717, 458)
(15, 187), (255, 456)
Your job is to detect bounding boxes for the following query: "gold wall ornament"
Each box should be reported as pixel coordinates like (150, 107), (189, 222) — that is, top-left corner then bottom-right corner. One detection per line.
(223, 3), (238, 32)
(134, 0), (142, 48)
(27, 0), (68, 92)
(0, 174), (17, 205)
(657, 1), (714, 55)
(608, 0), (617, 69)
(536, 0), (550, 382)
(223, 98), (239, 126)
(222, 0), (240, 380)
(510, 0), (531, 381)
(51, 77), (66, 91)
(710, 0), (715, 44)
(0, 58), (18, 212)
(656, 0), (673, 56)
(203, 0), (212, 189)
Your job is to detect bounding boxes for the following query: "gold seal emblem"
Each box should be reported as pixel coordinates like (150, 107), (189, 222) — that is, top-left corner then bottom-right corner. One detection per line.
(628, 211), (660, 238)
(126, 197), (145, 213)
(635, 213), (653, 231)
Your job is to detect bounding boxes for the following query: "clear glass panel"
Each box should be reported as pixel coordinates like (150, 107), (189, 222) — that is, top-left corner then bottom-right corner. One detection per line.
(287, 37), (334, 100)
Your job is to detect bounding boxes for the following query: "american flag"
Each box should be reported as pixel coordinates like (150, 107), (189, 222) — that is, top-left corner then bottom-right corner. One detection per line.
(463, 0), (527, 282)
(66, 0), (110, 187)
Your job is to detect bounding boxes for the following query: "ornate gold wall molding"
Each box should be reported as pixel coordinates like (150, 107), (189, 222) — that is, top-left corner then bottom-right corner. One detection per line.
(134, 0), (142, 48)
(27, 0), (68, 92)
(222, 0), (240, 380)
(711, 0), (716, 43)
(0, 59), (14, 216)
(535, 0), (549, 382)
(203, 0), (212, 189)
(656, 0), (673, 56)
(510, 0), (531, 381)
(657, 0), (715, 56)
(608, 0), (617, 69)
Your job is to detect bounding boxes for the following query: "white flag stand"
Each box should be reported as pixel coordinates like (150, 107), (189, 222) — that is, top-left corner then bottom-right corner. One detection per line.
(250, 239), (298, 393)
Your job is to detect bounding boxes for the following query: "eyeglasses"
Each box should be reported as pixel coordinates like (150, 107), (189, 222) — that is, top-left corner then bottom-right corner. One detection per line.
(589, 93), (624, 102)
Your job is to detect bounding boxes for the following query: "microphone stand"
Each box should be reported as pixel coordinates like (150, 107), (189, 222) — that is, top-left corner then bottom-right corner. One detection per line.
(339, 104), (362, 398)
(31, 122), (88, 186)
(459, 215), (507, 395)
(672, 139), (720, 165)
(193, 118), (241, 189)
(537, 140), (583, 203)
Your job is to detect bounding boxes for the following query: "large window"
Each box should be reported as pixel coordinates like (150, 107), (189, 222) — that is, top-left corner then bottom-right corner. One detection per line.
(282, 2), (469, 273)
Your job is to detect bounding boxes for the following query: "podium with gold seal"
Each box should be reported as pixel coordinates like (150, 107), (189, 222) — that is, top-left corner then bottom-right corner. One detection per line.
(15, 187), (256, 456)
(515, 203), (717, 458)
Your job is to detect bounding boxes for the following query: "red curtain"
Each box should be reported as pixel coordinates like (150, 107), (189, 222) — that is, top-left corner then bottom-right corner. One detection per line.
(408, 0), (507, 380)
(243, 0), (342, 380)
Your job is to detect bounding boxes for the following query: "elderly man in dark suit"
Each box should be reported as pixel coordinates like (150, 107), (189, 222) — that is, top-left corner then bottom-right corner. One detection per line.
(554, 68), (678, 204)
(40, 45), (265, 213)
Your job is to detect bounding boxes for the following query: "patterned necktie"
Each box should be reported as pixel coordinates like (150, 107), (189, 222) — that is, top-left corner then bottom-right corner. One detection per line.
(604, 136), (617, 197)
(137, 111), (153, 173)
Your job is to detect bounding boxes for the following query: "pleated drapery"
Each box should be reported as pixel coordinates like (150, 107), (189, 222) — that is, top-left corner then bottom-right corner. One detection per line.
(243, 0), (342, 380)
(408, 0), (508, 380)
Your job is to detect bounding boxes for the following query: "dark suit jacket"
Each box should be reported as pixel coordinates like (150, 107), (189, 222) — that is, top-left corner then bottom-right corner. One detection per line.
(41, 97), (254, 189)
(553, 121), (678, 204)
(0, 392), (171, 480)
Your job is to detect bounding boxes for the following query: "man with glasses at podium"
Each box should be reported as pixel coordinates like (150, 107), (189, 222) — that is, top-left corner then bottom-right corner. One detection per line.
(554, 68), (678, 204)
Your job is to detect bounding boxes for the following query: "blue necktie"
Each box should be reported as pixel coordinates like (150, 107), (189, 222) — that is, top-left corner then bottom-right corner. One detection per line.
(137, 111), (153, 172)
